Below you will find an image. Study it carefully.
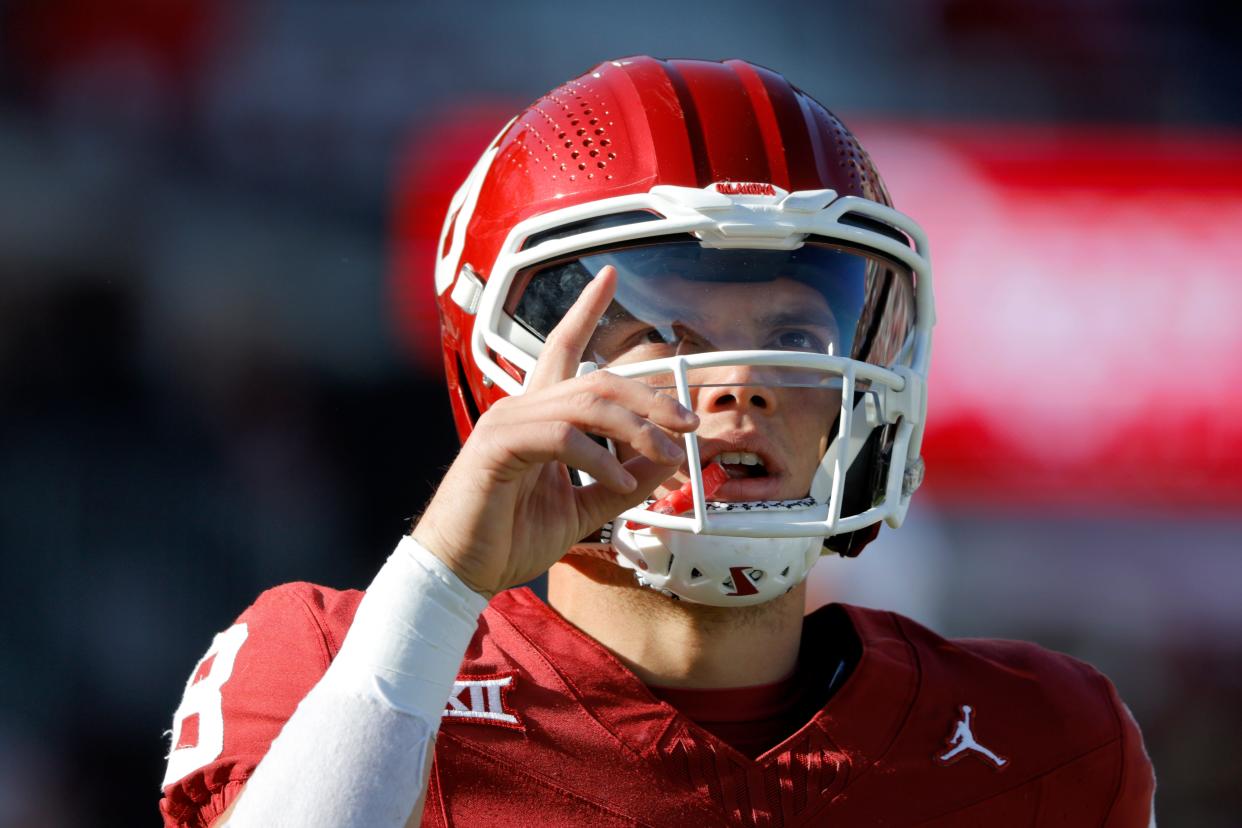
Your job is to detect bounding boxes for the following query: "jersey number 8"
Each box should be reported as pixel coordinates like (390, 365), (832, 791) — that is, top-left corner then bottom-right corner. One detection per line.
(162, 623), (249, 787)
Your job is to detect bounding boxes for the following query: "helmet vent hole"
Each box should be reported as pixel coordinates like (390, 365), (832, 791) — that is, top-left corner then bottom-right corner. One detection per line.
(780, 566), (790, 578)
(690, 567), (702, 579)
(838, 212), (913, 248)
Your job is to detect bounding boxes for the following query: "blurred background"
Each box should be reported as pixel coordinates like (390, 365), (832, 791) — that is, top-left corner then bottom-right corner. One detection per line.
(0, 1), (1239, 825)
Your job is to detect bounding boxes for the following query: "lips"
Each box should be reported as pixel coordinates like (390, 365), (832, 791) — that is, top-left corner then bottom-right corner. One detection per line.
(712, 475), (786, 501)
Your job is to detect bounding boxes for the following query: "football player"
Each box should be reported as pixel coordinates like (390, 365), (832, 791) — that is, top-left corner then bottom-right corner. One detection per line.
(161, 57), (1155, 827)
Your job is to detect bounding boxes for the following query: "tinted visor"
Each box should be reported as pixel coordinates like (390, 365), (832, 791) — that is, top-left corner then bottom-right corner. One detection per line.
(508, 239), (915, 380)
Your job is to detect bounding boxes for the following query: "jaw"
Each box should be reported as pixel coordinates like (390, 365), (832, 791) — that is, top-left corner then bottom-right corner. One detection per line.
(548, 558), (810, 688)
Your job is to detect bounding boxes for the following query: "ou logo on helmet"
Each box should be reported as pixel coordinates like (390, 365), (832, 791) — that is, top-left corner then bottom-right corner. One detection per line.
(435, 118), (517, 297)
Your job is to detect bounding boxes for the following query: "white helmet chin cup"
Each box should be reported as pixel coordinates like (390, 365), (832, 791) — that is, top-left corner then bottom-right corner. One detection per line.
(611, 521), (821, 607)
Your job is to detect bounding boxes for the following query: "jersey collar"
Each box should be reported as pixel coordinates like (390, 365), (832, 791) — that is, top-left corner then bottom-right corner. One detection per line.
(488, 588), (919, 774)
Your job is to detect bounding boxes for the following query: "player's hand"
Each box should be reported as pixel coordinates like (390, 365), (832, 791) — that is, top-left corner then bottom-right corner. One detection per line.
(411, 266), (699, 597)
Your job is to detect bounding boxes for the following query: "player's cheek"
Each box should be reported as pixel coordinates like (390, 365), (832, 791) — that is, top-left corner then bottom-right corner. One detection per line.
(791, 387), (839, 497)
(805, 388), (842, 455)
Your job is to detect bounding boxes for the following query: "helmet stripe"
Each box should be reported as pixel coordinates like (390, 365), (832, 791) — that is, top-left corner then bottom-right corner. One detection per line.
(660, 60), (714, 186)
(728, 59), (790, 189)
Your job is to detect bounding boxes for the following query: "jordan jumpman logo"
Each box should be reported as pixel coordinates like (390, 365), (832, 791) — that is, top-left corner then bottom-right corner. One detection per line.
(935, 705), (1008, 769)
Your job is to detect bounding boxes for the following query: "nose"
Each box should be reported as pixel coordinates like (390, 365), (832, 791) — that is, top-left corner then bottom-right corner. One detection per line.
(696, 366), (778, 415)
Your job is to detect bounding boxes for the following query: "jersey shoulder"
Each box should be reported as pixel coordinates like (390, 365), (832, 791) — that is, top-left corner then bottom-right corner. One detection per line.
(899, 612), (1123, 744)
(160, 582), (363, 828)
(849, 606), (1154, 826)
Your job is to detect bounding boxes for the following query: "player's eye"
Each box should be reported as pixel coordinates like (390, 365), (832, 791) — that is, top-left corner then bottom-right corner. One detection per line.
(773, 329), (826, 352)
(643, 328), (669, 344)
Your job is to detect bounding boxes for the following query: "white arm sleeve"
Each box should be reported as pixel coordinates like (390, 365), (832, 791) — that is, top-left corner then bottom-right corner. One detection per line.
(224, 536), (489, 828)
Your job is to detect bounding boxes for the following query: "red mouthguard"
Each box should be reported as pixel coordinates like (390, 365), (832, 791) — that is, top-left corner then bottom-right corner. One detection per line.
(625, 462), (729, 530)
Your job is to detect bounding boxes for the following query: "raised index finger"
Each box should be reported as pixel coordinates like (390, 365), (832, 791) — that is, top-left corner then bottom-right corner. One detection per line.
(526, 265), (617, 392)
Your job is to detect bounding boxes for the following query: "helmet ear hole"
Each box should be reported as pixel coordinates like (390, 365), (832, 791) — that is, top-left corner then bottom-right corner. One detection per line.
(445, 350), (484, 442)
(455, 353), (483, 426)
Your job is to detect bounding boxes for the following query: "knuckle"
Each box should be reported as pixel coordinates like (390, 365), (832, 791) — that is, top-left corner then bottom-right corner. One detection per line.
(541, 332), (569, 351)
(569, 389), (603, 414)
(656, 388), (682, 407)
(636, 421), (663, 446)
(548, 421), (577, 449)
(484, 396), (512, 416)
(469, 410), (498, 436)
(623, 378), (660, 407)
(474, 399), (514, 431)
(649, 392), (676, 414)
(578, 372), (608, 389)
(655, 388), (683, 409)
(578, 370), (611, 393)
(549, 322), (586, 346)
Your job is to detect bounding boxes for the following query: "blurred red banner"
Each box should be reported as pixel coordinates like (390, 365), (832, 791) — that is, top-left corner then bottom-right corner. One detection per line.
(865, 124), (1242, 508)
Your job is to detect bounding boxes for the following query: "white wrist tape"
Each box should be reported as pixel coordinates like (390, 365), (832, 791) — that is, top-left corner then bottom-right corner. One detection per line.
(225, 537), (489, 828)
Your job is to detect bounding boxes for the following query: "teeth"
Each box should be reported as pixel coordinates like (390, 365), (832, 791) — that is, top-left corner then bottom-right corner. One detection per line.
(717, 452), (762, 466)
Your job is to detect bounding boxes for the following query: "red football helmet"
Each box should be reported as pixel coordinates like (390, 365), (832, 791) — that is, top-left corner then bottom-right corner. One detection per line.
(424, 57), (933, 605)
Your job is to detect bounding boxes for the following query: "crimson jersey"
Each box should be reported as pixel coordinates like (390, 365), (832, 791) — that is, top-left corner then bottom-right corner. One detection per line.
(161, 584), (1154, 827)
